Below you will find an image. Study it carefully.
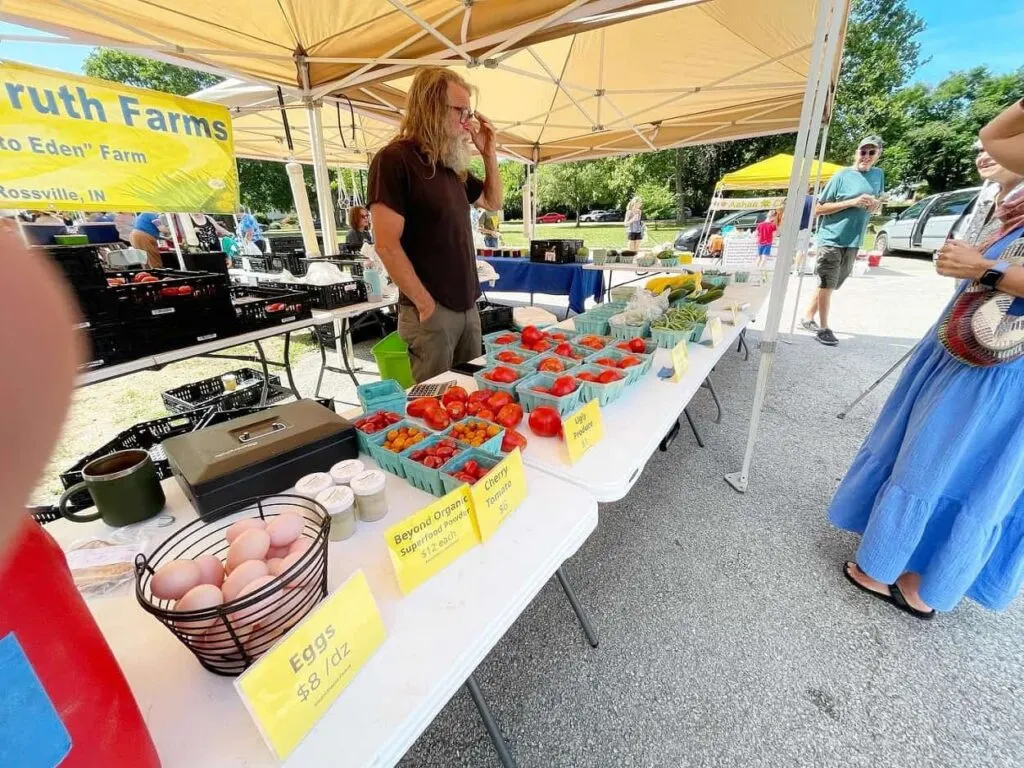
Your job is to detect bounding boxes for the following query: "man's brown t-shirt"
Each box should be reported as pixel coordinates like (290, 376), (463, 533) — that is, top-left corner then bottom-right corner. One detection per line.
(368, 139), (484, 312)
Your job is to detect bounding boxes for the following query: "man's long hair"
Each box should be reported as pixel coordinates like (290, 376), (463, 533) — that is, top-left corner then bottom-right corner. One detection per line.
(398, 67), (473, 179)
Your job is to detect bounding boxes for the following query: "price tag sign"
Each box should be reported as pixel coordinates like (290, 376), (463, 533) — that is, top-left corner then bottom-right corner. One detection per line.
(670, 340), (689, 383)
(469, 449), (528, 542)
(385, 485), (480, 594)
(235, 570), (386, 761)
(563, 399), (604, 464)
(708, 316), (724, 347)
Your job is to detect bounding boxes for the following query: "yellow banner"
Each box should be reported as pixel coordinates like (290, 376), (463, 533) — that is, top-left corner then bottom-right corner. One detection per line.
(235, 570), (386, 761)
(0, 61), (237, 213)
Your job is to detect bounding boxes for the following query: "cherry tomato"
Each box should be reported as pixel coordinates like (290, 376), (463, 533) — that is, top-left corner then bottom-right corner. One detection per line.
(528, 406), (562, 438)
(441, 386), (468, 405)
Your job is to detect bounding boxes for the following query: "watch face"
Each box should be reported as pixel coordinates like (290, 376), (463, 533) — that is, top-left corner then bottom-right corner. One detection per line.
(981, 269), (1003, 288)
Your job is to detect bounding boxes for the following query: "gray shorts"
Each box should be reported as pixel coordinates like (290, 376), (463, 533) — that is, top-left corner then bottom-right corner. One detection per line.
(816, 246), (858, 290)
(398, 303), (482, 383)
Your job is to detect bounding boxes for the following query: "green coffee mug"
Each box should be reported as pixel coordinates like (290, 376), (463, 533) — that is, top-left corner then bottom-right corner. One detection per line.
(59, 449), (166, 526)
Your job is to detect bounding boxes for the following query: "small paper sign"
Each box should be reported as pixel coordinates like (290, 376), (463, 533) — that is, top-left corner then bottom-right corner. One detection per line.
(384, 485), (480, 594)
(236, 570), (386, 761)
(708, 317), (724, 347)
(670, 340), (689, 383)
(563, 399), (605, 464)
(469, 449), (528, 542)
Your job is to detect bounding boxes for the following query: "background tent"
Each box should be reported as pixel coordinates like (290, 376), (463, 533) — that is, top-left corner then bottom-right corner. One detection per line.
(719, 153), (845, 190)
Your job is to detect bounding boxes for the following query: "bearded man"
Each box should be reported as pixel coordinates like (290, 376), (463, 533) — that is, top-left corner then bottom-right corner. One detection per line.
(368, 67), (503, 382)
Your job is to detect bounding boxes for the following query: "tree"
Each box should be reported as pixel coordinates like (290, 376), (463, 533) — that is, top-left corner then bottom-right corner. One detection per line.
(537, 161), (613, 225)
(83, 49), (220, 97)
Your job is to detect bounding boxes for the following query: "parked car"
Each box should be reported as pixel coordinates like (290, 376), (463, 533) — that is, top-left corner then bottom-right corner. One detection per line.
(584, 210), (624, 222)
(673, 208), (770, 252)
(537, 212), (567, 223)
(875, 187), (980, 256)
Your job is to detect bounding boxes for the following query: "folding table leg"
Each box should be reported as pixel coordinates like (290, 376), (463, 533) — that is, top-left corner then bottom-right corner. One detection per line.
(281, 332), (300, 398)
(465, 675), (518, 768)
(314, 331), (328, 401)
(702, 376), (723, 424)
(737, 329), (750, 361)
(253, 339), (271, 406)
(659, 419), (681, 452)
(555, 567), (599, 648)
(338, 317), (360, 389)
(684, 407), (705, 448)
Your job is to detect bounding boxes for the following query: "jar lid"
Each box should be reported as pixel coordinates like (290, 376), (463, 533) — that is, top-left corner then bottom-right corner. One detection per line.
(316, 485), (354, 514)
(295, 472), (333, 498)
(350, 469), (386, 496)
(330, 459), (365, 485)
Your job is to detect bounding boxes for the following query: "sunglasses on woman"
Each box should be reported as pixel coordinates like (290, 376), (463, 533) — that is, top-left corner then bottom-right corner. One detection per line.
(859, 148), (878, 157)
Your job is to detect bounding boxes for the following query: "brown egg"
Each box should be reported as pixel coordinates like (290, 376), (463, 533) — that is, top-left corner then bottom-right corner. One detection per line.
(222, 559), (269, 602)
(227, 529), (271, 572)
(172, 584), (224, 632)
(195, 555), (225, 587)
(224, 517), (267, 544)
(266, 513), (304, 548)
(151, 559), (202, 601)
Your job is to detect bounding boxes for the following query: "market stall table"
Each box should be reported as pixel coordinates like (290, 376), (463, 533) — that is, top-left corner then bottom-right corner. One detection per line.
(44, 463), (598, 767)
(583, 258), (730, 302)
(434, 282), (769, 503)
(480, 257), (603, 315)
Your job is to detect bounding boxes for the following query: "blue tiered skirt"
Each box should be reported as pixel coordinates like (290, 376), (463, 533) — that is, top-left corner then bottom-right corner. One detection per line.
(828, 329), (1024, 612)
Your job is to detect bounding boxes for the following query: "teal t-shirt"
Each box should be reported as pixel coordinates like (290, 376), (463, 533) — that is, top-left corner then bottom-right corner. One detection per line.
(816, 167), (884, 248)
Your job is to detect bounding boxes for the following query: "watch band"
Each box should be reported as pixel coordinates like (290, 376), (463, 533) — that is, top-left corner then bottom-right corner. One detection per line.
(979, 260), (1010, 289)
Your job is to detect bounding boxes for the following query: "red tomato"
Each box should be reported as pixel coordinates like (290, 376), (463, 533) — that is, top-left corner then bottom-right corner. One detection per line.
(424, 456), (444, 469)
(618, 355), (642, 368)
(469, 389), (493, 404)
(629, 338), (647, 353)
(598, 369), (623, 384)
(445, 401), (466, 420)
(531, 386), (550, 394)
(528, 406), (562, 438)
(423, 406), (451, 431)
(466, 400), (482, 416)
(408, 397), (441, 418)
(616, 341), (633, 352)
(577, 372), (598, 382)
(410, 449), (427, 461)
(537, 358), (565, 373)
(521, 325), (543, 346)
(484, 366), (518, 384)
(477, 409), (495, 421)
(550, 376), (577, 397)
(495, 350), (525, 365)
(159, 286), (178, 297)
(578, 336), (606, 350)
(495, 333), (518, 345)
(500, 428), (528, 453)
(441, 386), (468, 405)
(463, 460), (480, 476)
(486, 391), (513, 411)
(553, 342), (575, 357)
(495, 403), (524, 428)
(521, 340), (550, 353)
(594, 357), (618, 368)
(549, 332), (568, 341)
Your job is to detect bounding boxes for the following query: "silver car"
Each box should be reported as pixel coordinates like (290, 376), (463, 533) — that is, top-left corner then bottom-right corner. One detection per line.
(875, 187), (980, 256)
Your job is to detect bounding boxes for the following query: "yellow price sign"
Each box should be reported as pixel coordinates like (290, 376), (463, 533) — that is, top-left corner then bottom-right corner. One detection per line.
(670, 340), (690, 383)
(469, 449), (528, 542)
(563, 399), (605, 464)
(708, 316), (724, 347)
(235, 570), (386, 761)
(385, 485), (480, 594)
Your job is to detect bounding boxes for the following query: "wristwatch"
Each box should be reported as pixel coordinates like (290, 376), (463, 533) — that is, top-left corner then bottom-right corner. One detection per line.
(979, 260), (1011, 289)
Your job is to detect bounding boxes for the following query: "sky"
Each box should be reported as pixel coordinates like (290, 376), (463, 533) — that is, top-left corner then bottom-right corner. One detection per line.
(0, 0), (1021, 85)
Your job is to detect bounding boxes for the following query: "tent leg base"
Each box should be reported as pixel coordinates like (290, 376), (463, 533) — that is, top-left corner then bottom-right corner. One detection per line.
(724, 471), (748, 493)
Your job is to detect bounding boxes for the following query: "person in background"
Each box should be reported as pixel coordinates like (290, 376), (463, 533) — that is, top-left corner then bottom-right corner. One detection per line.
(801, 136), (885, 346)
(129, 212), (169, 268)
(345, 205), (373, 250)
(756, 209), (778, 258)
(624, 197), (644, 250)
(113, 213), (135, 244)
(188, 212), (231, 252)
(369, 66), (502, 383)
(237, 212), (265, 253)
(830, 126), (1024, 620)
(479, 209), (501, 248)
(31, 211), (63, 225)
(86, 212), (114, 223)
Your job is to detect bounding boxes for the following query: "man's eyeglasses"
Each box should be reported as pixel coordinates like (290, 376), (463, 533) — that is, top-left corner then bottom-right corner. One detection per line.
(449, 105), (474, 123)
(859, 148), (878, 157)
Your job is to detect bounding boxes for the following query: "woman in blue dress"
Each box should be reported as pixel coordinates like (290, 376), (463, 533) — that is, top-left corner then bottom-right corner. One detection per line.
(831, 144), (1024, 619)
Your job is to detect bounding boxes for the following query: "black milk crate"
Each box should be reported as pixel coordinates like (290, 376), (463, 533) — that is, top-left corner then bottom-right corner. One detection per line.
(259, 278), (367, 310)
(104, 268), (233, 323)
(280, 250), (309, 277)
(59, 408), (213, 512)
(133, 309), (237, 356)
(161, 367), (285, 414)
(72, 286), (118, 327)
(300, 257), (364, 279)
(479, 303), (514, 335)
(80, 323), (135, 370)
(229, 253), (284, 273)
(529, 239), (583, 264)
(267, 234), (323, 254)
(35, 244), (107, 290)
(181, 250), (229, 276)
(230, 285), (312, 332)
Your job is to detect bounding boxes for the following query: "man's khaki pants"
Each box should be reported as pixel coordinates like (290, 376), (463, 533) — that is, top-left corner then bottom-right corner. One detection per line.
(398, 303), (482, 383)
(129, 231), (163, 269)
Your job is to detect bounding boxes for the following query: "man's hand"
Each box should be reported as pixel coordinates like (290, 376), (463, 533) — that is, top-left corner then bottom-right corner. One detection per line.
(936, 240), (988, 281)
(418, 295), (437, 324)
(854, 194), (876, 209)
(470, 112), (497, 158)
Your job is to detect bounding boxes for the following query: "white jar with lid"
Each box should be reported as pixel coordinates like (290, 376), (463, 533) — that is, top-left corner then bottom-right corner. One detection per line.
(295, 472), (333, 499)
(316, 485), (357, 541)
(350, 470), (388, 522)
(330, 459), (365, 487)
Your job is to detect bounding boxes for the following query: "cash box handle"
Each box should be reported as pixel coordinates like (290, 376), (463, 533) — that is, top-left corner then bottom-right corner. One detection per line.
(237, 421), (287, 444)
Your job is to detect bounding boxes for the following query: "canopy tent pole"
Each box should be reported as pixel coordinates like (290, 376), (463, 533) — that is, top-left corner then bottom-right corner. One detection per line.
(176, 213), (199, 248)
(725, 0), (849, 494)
(523, 163), (533, 240)
(695, 184), (721, 257)
(786, 120), (832, 338)
(306, 102), (339, 256)
(164, 213), (186, 270)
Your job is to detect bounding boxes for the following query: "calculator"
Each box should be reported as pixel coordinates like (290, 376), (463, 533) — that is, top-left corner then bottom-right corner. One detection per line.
(407, 380), (455, 399)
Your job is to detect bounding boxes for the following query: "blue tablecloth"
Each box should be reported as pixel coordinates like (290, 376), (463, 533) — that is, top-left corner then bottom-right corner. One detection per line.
(480, 257), (603, 314)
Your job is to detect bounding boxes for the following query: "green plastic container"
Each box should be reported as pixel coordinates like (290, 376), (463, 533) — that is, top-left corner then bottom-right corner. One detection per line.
(515, 372), (583, 416)
(571, 314), (610, 336)
(651, 325), (694, 349)
(608, 321), (651, 341)
(371, 332), (414, 388)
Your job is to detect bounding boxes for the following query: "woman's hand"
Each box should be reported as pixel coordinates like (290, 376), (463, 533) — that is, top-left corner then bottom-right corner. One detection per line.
(935, 240), (989, 281)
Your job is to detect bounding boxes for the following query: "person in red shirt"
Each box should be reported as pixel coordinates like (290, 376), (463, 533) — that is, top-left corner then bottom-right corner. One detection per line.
(756, 209), (779, 257)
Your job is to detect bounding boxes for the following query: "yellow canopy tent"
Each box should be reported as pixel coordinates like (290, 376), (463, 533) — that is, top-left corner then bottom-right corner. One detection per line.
(719, 153), (846, 190)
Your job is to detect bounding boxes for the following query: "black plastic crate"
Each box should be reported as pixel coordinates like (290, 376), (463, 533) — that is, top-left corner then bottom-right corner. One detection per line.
(161, 367), (284, 414)
(280, 250), (309, 276)
(229, 253), (285, 273)
(104, 268), (233, 322)
(80, 323), (135, 370)
(259, 278), (367, 310)
(479, 303), (514, 334)
(59, 408), (212, 512)
(529, 239), (583, 264)
(230, 284), (311, 332)
(133, 310), (236, 356)
(300, 257), (364, 279)
(182, 250), (229, 276)
(267, 234), (323, 254)
(72, 286), (118, 327)
(36, 245), (107, 290)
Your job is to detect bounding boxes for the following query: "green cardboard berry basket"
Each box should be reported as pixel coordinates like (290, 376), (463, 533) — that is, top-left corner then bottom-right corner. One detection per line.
(515, 372), (584, 416)
(442, 417), (505, 454)
(572, 364), (627, 407)
(439, 449), (502, 496)
(398, 433), (466, 496)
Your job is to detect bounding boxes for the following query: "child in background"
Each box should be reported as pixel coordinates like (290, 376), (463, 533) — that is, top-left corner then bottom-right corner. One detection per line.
(756, 209), (779, 257)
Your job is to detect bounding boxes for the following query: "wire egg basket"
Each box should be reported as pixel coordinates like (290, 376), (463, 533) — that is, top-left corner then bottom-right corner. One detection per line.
(134, 494), (330, 676)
